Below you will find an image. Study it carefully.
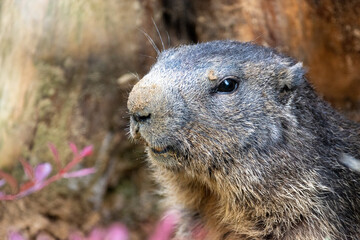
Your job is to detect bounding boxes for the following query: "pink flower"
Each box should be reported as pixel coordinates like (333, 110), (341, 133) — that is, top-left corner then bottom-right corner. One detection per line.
(62, 168), (96, 178)
(35, 163), (52, 182)
(8, 231), (26, 240)
(87, 223), (128, 240)
(0, 143), (95, 200)
(149, 210), (180, 240)
(104, 223), (129, 240)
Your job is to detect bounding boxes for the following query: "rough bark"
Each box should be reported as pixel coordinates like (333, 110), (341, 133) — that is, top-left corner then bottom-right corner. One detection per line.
(0, 0), (358, 239)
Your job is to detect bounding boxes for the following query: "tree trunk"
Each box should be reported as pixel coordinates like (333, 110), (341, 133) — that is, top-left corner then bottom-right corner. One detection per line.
(0, 0), (358, 239)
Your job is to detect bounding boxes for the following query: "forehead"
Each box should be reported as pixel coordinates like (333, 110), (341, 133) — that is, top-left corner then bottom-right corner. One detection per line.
(149, 41), (285, 79)
(156, 41), (249, 70)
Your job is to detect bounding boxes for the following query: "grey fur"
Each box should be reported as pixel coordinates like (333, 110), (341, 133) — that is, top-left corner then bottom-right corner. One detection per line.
(339, 153), (360, 172)
(128, 40), (360, 239)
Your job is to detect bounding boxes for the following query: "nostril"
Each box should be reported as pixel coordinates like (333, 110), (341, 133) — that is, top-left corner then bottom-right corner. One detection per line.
(138, 114), (151, 122)
(133, 113), (151, 123)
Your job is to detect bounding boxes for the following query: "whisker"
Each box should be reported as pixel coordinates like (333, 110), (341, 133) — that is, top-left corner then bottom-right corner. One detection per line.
(130, 72), (140, 82)
(139, 54), (156, 60)
(139, 28), (160, 56)
(152, 18), (165, 51)
(252, 33), (264, 43)
(166, 31), (171, 48)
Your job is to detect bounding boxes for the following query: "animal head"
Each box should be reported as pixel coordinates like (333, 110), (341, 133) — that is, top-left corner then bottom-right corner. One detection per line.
(128, 40), (306, 173)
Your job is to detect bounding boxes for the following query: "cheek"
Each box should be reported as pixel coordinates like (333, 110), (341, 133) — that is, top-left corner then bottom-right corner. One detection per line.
(214, 90), (283, 141)
(208, 89), (256, 123)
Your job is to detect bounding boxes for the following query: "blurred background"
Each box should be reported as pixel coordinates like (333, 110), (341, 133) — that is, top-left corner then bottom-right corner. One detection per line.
(0, 0), (359, 239)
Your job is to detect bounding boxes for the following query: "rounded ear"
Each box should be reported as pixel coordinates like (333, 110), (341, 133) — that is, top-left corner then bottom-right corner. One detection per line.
(278, 62), (306, 92)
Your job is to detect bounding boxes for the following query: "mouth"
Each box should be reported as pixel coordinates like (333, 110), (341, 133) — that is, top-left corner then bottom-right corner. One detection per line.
(147, 142), (190, 169)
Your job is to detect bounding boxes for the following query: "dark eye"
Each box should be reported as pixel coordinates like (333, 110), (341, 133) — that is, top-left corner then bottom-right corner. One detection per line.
(215, 78), (239, 93)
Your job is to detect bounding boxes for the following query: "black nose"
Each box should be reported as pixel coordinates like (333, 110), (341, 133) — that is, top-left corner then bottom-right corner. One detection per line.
(132, 113), (151, 123)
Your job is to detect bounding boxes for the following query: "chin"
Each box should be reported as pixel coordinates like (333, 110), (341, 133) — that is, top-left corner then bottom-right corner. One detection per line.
(147, 147), (186, 170)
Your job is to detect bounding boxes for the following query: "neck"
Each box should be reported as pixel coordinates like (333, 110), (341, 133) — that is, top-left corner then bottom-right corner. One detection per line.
(153, 143), (337, 239)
